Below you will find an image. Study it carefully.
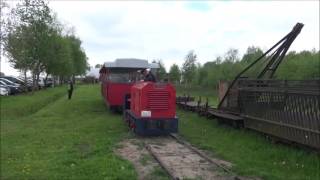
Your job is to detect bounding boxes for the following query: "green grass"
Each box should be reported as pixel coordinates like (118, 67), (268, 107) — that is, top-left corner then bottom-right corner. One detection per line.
(2, 84), (319, 180)
(1, 85), (137, 180)
(1, 86), (66, 120)
(148, 166), (169, 180)
(178, 110), (320, 180)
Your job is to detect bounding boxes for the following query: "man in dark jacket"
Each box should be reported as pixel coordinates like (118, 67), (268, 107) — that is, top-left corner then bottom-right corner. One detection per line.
(68, 80), (74, 100)
(142, 68), (156, 82)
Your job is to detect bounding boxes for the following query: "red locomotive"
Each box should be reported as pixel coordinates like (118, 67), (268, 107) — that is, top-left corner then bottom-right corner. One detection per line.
(100, 58), (178, 135)
(124, 82), (178, 135)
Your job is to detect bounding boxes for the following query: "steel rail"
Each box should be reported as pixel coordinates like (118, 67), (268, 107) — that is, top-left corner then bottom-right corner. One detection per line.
(143, 133), (244, 180)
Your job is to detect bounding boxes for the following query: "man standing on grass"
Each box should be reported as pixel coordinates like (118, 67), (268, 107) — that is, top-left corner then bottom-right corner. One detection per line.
(68, 80), (74, 100)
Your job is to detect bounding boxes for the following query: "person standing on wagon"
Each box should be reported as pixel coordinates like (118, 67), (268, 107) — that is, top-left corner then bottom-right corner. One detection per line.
(142, 68), (156, 82)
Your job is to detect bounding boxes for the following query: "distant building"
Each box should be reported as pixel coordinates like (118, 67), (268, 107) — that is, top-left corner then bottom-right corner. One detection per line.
(86, 67), (100, 79)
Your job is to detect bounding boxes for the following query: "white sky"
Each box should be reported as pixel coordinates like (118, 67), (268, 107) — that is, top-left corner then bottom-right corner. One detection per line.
(1, 0), (319, 76)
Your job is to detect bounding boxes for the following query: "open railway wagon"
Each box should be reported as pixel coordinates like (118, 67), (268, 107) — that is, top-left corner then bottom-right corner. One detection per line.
(99, 58), (158, 112)
(177, 23), (320, 151)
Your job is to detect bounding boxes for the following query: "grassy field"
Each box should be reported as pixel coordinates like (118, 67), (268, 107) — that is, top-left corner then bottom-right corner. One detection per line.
(1, 85), (136, 180)
(1, 84), (319, 180)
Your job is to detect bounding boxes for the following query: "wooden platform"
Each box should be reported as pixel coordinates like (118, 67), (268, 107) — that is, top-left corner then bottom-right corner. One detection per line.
(176, 98), (244, 128)
(180, 101), (208, 112)
(207, 108), (244, 128)
(207, 109), (243, 121)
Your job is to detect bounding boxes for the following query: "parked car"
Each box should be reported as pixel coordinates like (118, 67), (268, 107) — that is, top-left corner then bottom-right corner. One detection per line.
(0, 85), (9, 96)
(17, 77), (34, 89)
(17, 77), (33, 86)
(2, 76), (32, 91)
(38, 78), (45, 88)
(45, 78), (53, 87)
(0, 78), (21, 87)
(0, 80), (22, 94)
(25, 77), (47, 89)
(0, 78), (24, 92)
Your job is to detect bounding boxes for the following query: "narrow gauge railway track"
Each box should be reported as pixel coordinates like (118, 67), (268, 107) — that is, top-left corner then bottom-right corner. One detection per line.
(142, 133), (251, 180)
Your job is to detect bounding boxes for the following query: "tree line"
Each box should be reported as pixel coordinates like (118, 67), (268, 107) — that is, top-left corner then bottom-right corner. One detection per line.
(1, 0), (88, 89)
(166, 47), (319, 87)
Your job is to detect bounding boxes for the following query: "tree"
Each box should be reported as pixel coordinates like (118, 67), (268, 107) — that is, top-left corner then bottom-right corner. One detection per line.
(3, 0), (88, 89)
(169, 64), (181, 84)
(45, 34), (88, 84)
(239, 46), (264, 77)
(275, 50), (320, 80)
(95, 64), (102, 68)
(224, 48), (239, 62)
(3, 0), (54, 90)
(155, 60), (166, 81)
(0, 1), (9, 53)
(182, 50), (197, 85)
(4, 25), (31, 80)
(44, 31), (73, 79)
(67, 35), (88, 78)
(241, 46), (263, 64)
(197, 64), (208, 86)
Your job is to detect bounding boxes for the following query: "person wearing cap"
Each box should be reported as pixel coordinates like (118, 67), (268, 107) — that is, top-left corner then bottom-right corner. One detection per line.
(142, 68), (156, 82)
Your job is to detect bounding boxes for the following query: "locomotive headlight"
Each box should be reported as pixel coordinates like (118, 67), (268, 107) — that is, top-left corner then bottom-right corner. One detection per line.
(141, 110), (151, 117)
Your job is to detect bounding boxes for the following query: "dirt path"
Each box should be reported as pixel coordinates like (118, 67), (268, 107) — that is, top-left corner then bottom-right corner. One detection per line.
(115, 137), (168, 180)
(145, 137), (232, 179)
(115, 135), (259, 180)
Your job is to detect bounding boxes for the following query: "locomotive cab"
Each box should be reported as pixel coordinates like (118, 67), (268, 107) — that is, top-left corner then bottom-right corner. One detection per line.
(100, 58), (159, 112)
(124, 82), (178, 135)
